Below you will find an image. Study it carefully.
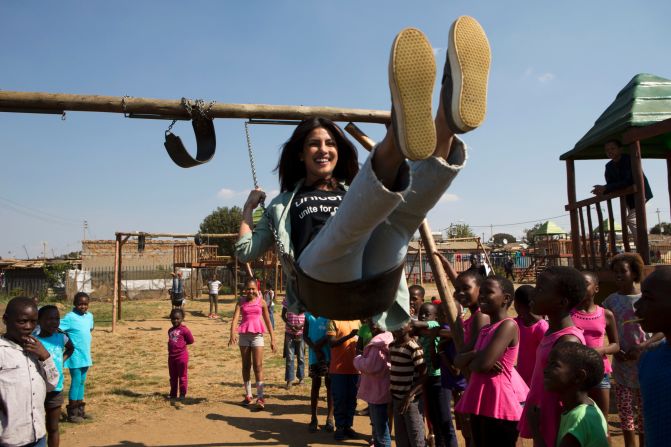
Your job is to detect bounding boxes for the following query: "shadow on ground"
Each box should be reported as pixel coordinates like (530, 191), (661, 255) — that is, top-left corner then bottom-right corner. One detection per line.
(206, 413), (365, 447)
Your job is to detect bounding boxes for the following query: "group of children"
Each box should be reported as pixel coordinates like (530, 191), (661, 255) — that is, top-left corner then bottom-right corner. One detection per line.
(7, 251), (670, 447)
(290, 252), (668, 447)
(1, 292), (94, 447)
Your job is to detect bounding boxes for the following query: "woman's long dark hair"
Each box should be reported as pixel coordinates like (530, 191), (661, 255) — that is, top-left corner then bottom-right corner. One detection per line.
(275, 117), (359, 192)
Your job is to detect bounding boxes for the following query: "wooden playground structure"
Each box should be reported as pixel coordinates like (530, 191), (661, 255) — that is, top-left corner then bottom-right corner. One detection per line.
(560, 74), (671, 288)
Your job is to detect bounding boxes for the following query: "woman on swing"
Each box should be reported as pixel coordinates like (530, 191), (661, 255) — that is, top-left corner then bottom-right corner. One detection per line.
(237, 17), (491, 332)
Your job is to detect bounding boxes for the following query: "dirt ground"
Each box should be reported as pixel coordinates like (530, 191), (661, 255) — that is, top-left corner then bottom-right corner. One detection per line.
(3, 289), (628, 446)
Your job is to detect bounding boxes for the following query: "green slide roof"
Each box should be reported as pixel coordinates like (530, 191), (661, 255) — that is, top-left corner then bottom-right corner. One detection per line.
(561, 73), (671, 161)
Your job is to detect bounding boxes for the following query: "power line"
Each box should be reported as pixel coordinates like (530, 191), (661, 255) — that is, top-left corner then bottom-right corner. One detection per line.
(0, 195), (80, 225)
(444, 213), (571, 231)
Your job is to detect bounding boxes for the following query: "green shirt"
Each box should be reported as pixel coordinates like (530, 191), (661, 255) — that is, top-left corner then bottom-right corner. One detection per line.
(557, 402), (608, 447)
(419, 320), (441, 377)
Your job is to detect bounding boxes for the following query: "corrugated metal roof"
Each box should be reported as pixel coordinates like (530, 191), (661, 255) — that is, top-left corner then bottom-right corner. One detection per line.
(561, 73), (671, 160)
(535, 221), (567, 236)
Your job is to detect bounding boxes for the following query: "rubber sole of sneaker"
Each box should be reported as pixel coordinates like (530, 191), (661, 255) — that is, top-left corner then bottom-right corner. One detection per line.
(447, 16), (491, 132)
(388, 27), (436, 161)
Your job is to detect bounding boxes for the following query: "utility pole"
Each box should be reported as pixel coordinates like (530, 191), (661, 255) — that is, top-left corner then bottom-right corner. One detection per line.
(490, 224), (493, 242)
(42, 241), (47, 260)
(656, 208), (663, 233)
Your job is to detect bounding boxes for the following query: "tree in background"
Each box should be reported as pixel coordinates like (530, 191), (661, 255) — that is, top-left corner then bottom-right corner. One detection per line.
(650, 222), (671, 235)
(199, 206), (243, 257)
(447, 222), (475, 239)
(492, 233), (517, 246)
(523, 223), (543, 244)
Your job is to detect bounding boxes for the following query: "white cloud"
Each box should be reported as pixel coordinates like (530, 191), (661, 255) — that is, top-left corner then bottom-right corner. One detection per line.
(439, 193), (459, 203)
(433, 47), (444, 56)
(217, 188), (239, 199)
(522, 67), (556, 84)
(537, 72), (555, 83)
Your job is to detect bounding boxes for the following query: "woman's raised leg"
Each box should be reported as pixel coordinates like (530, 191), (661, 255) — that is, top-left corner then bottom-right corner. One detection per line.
(297, 28), (437, 283)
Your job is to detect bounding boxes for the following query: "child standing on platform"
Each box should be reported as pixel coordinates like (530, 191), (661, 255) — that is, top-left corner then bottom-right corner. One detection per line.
(167, 308), (194, 400)
(390, 321), (427, 447)
(570, 271), (619, 422)
(327, 319), (361, 442)
(36, 305), (74, 446)
(518, 267), (586, 447)
(455, 277), (528, 447)
(514, 285), (549, 386)
(529, 342), (609, 447)
(354, 322), (393, 447)
(60, 292), (95, 423)
(304, 311), (334, 433)
(602, 253), (663, 447)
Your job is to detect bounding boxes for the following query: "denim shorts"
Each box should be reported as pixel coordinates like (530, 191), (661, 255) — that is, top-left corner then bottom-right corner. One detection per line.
(597, 373), (611, 389)
(238, 332), (264, 347)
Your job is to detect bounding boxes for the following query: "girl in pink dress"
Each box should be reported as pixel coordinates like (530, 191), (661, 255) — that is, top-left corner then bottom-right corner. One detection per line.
(455, 276), (529, 447)
(454, 269), (489, 351)
(513, 285), (549, 386)
(570, 271), (619, 424)
(228, 277), (276, 410)
(518, 266), (586, 447)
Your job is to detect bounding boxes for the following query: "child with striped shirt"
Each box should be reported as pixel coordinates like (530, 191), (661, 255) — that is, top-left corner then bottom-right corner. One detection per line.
(390, 321), (427, 447)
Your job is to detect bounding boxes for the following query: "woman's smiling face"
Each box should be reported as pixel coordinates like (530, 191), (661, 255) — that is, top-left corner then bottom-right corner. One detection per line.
(301, 127), (339, 185)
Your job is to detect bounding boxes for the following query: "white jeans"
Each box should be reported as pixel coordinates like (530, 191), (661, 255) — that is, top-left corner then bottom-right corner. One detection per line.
(297, 138), (466, 330)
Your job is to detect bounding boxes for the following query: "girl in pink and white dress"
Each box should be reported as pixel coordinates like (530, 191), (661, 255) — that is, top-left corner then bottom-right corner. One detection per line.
(570, 271), (619, 424)
(455, 276), (528, 447)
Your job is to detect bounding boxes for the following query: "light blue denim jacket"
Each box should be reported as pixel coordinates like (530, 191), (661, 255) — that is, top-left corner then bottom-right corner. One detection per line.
(235, 180), (349, 314)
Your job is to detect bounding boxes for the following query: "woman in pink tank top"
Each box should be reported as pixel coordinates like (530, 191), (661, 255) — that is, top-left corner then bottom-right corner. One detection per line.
(455, 276), (528, 447)
(228, 277), (276, 410)
(519, 267), (586, 447)
(570, 271), (619, 424)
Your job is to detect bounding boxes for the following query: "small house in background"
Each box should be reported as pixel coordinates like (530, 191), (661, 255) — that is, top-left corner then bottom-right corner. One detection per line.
(406, 237), (491, 284)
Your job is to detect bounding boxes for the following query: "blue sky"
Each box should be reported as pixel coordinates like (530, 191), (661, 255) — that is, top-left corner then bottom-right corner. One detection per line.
(2, 1), (671, 258)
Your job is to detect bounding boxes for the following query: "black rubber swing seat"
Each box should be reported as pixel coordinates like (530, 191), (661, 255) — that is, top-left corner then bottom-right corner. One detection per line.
(164, 116), (216, 168)
(293, 262), (406, 320)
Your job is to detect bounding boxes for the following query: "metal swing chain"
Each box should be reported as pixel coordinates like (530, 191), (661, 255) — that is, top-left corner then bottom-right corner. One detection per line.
(165, 98), (216, 135)
(244, 121), (291, 259)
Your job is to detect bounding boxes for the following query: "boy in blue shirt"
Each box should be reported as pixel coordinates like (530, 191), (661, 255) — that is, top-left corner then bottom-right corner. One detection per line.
(634, 267), (671, 447)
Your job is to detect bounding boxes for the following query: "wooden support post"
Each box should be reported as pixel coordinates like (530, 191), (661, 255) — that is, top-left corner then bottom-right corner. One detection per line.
(234, 255), (239, 298)
(420, 221), (463, 349)
(620, 197), (630, 252)
(118, 235), (129, 320)
(595, 205), (607, 268)
(606, 199), (616, 255)
(344, 122), (463, 349)
(586, 205), (597, 270)
(566, 160), (582, 269)
(668, 154), (671, 222)
(629, 141), (650, 264)
(418, 242), (424, 286)
(578, 207), (588, 268)
(112, 234), (121, 332)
